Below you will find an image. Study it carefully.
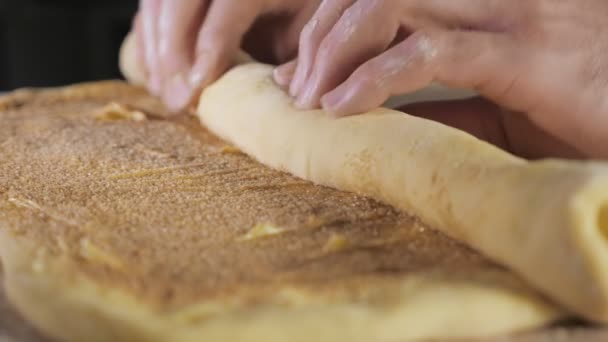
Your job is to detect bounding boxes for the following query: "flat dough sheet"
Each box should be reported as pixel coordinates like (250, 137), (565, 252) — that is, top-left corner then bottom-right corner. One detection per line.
(0, 81), (562, 342)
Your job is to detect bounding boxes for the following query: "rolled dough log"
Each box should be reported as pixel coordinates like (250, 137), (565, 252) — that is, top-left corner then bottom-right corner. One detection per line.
(120, 34), (608, 322)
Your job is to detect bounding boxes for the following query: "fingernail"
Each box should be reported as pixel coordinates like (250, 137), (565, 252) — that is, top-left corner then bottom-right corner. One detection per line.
(289, 64), (307, 97)
(322, 83), (357, 117)
(321, 88), (346, 112)
(149, 73), (162, 96)
(189, 62), (207, 89)
(296, 72), (324, 109)
(289, 75), (302, 97)
(189, 54), (213, 89)
(163, 72), (192, 112)
(295, 85), (316, 109)
(273, 64), (295, 88)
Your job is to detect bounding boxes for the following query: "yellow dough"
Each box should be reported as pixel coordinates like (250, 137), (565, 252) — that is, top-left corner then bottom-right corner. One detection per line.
(196, 63), (608, 322)
(128, 34), (608, 323)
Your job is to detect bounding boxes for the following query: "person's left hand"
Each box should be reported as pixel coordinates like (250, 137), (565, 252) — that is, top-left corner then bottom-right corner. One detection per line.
(133, 0), (320, 111)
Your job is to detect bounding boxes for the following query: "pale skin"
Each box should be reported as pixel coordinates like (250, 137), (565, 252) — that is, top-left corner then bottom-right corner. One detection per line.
(134, 0), (321, 111)
(136, 0), (608, 159)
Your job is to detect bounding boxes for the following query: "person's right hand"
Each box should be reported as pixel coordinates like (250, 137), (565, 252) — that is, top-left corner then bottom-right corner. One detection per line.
(274, 0), (608, 159)
(134, 0), (320, 112)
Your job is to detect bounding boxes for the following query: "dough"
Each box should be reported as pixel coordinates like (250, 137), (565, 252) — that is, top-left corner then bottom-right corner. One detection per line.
(0, 81), (560, 342)
(195, 63), (608, 322)
(125, 30), (608, 322)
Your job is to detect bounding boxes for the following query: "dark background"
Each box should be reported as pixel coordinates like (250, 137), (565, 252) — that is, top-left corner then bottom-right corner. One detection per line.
(0, 0), (138, 91)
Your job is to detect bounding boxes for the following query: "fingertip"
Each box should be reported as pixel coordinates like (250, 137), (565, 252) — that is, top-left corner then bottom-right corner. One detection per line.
(295, 72), (324, 109)
(272, 69), (290, 88)
(295, 86), (317, 110)
(321, 82), (376, 117)
(289, 63), (307, 97)
(188, 54), (213, 91)
(163, 72), (193, 112)
(189, 49), (231, 91)
(321, 89), (349, 117)
(148, 73), (162, 96)
(273, 61), (297, 88)
(273, 62), (296, 88)
(289, 78), (302, 98)
(289, 76), (300, 97)
(321, 105), (346, 119)
(321, 88), (342, 108)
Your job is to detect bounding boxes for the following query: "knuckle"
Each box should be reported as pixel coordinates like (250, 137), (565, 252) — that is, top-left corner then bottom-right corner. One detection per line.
(300, 18), (321, 42)
(361, 57), (404, 90)
(341, 3), (361, 22)
(582, 52), (608, 90)
(328, 13), (360, 44)
(352, 67), (380, 90)
(319, 0), (351, 20)
(409, 31), (440, 62)
(316, 36), (337, 60)
(358, 61), (382, 80)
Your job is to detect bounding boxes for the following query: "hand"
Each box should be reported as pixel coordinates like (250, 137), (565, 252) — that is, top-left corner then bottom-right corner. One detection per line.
(275, 0), (608, 159)
(134, 0), (320, 111)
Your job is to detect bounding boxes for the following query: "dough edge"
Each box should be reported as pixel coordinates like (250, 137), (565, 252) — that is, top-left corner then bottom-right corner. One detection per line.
(0, 229), (561, 342)
(0, 33), (570, 341)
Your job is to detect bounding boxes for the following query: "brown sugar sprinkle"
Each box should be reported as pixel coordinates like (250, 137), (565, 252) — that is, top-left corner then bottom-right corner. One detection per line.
(239, 223), (286, 241)
(220, 145), (242, 154)
(322, 234), (351, 253)
(94, 102), (147, 122)
(0, 81), (505, 311)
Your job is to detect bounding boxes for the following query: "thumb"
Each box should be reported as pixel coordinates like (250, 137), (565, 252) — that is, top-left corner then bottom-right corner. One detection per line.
(322, 29), (522, 116)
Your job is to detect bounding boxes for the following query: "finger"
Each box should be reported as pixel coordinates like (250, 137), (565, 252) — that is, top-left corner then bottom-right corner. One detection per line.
(289, 0), (356, 97)
(189, 0), (262, 95)
(404, 0), (520, 32)
(270, 0), (324, 64)
(158, 0), (205, 77)
(322, 30), (519, 116)
(140, 0), (162, 95)
(274, 60), (297, 88)
(133, 12), (147, 80)
(158, 0), (207, 111)
(296, 0), (401, 109)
